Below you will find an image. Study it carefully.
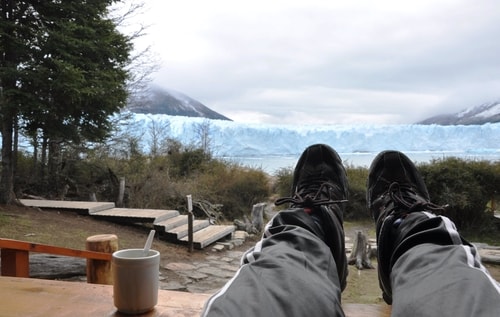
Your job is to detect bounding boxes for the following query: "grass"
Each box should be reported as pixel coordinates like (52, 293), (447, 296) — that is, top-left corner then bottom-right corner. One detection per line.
(0, 205), (159, 250)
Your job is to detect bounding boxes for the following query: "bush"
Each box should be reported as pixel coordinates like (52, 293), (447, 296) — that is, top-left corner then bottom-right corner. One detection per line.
(168, 147), (211, 178)
(273, 167), (294, 198)
(345, 166), (370, 220)
(195, 160), (271, 220)
(419, 158), (500, 231)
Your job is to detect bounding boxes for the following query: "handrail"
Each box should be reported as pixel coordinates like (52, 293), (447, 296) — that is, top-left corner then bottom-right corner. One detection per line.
(0, 238), (111, 260)
(0, 238), (112, 281)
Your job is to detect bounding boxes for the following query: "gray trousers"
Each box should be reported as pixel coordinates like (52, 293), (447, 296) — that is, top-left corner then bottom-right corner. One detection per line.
(201, 210), (500, 317)
(390, 212), (500, 317)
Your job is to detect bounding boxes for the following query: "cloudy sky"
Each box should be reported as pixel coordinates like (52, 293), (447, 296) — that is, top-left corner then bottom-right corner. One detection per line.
(126, 0), (500, 125)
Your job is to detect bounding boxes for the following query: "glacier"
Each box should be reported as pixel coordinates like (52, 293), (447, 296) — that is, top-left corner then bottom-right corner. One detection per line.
(123, 113), (500, 173)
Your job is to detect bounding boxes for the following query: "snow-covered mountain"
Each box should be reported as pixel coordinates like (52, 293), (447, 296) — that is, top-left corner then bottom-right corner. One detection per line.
(129, 85), (499, 126)
(417, 101), (500, 125)
(127, 86), (231, 121)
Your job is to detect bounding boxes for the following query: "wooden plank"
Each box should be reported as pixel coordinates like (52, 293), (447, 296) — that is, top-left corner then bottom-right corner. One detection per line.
(162, 220), (210, 241)
(0, 238), (112, 261)
(19, 199), (115, 214)
(0, 276), (391, 316)
(180, 225), (235, 249)
(91, 208), (179, 223)
(153, 215), (188, 231)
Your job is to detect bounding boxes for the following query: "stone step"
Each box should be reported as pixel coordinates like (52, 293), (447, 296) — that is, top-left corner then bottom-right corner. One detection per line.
(180, 225), (236, 249)
(162, 220), (210, 241)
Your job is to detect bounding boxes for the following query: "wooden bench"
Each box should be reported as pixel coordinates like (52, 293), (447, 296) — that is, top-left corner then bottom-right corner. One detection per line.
(0, 238), (111, 279)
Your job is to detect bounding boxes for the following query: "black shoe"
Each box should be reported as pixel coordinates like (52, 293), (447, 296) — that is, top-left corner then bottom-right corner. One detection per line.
(276, 143), (348, 209)
(367, 150), (431, 222)
(275, 144), (349, 290)
(367, 150), (443, 304)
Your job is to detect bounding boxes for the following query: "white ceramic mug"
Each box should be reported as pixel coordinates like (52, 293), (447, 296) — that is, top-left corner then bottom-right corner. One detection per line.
(112, 249), (160, 314)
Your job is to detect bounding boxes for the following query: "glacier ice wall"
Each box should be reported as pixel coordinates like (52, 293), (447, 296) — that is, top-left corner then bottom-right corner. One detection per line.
(127, 113), (500, 157)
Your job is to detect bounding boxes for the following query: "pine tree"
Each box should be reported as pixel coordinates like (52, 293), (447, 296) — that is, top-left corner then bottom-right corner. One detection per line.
(0, 0), (132, 202)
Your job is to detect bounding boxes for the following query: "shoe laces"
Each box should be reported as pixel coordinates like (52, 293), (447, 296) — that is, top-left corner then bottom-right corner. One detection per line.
(383, 182), (445, 216)
(275, 176), (348, 207)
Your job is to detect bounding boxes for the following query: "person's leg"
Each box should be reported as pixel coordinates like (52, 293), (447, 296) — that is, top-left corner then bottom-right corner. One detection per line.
(202, 144), (348, 317)
(202, 209), (345, 317)
(367, 151), (500, 317)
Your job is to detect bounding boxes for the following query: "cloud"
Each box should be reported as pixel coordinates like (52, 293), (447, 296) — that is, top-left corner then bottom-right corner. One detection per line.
(130, 0), (500, 124)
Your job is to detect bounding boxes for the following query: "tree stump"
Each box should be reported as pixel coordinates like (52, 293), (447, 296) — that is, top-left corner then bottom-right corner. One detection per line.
(251, 202), (266, 232)
(348, 231), (374, 270)
(234, 202), (266, 234)
(85, 234), (118, 284)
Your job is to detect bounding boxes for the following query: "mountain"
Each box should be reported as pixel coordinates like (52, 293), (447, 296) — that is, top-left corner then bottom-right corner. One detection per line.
(417, 101), (500, 125)
(127, 86), (232, 121)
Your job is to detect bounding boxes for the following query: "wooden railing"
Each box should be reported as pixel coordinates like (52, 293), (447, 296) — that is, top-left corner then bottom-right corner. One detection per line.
(0, 238), (112, 282)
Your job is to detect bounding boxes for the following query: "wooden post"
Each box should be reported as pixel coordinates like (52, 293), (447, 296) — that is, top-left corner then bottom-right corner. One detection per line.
(117, 177), (125, 207)
(85, 234), (118, 284)
(187, 195), (194, 253)
(0, 249), (29, 277)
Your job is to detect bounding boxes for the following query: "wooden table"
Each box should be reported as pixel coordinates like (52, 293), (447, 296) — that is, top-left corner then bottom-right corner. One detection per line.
(0, 276), (391, 316)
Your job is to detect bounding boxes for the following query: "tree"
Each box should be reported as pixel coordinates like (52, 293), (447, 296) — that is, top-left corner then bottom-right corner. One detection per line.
(0, 1), (40, 203)
(0, 0), (133, 202)
(194, 119), (213, 156)
(148, 119), (170, 157)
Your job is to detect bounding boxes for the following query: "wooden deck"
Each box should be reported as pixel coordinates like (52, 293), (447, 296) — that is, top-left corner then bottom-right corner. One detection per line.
(162, 219), (210, 241)
(19, 199), (115, 214)
(90, 208), (179, 223)
(153, 214), (188, 231)
(18, 199), (236, 249)
(180, 225), (237, 249)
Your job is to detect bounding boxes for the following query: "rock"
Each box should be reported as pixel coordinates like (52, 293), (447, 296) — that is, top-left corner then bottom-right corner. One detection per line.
(164, 262), (196, 271)
(233, 230), (248, 240)
(231, 239), (244, 247)
(211, 244), (225, 252)
(218, 242), (234, 250)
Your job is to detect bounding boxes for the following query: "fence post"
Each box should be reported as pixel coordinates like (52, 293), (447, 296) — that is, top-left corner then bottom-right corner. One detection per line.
(0, 249), (29, 277)
(85, 234), (118, 284)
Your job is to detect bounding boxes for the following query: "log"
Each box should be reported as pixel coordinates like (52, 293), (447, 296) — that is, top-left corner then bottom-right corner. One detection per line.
(348, 231), (374, 270)
(85, 234), (118, 284)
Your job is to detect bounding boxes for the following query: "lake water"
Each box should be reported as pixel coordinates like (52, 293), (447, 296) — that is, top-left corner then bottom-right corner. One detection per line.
(222, 151), (500, 175)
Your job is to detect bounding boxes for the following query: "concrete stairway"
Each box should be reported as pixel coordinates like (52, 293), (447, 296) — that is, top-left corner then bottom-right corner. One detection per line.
(19, 199), (235, 250)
